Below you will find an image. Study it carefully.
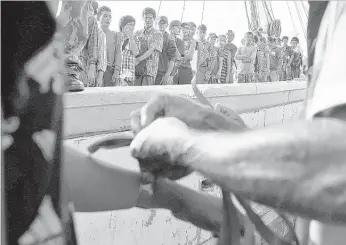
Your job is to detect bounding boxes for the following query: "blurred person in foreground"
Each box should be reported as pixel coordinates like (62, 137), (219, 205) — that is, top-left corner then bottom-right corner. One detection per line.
(2, 1), (239, 244)
(128, 2), (346, 245)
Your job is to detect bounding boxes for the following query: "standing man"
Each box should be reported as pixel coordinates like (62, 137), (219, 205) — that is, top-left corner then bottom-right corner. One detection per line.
(168, 20), (185, 84)
(268, 36), (282, 82)
(280, 36), (293, 81)
(173, 22), (196, 85)
(134, 7), (163, 86)
(119, 15), (139, 86)
(155, 16), (177, 85)
(78, 0), (99, 87)
(225, 30), (238, 83)
(195, 24), (210, 84)
(98, 6), (122, 86)
(235, 32), (257, 83)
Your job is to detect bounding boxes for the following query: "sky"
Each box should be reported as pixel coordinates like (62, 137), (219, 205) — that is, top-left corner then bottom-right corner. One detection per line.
(99, 1), (309, 53)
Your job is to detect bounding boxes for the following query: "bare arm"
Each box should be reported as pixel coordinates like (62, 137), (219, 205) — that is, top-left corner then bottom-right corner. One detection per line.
(129, 37), (139, 57)
(183, 110), (346, 223)
(181, 40), (196, 61)
(242, 47), (257, 62)
(62, 141), (226, 233)
(137, 47), (155, 62)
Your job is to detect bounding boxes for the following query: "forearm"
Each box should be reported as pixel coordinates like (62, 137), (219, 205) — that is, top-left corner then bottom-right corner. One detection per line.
(62, 141), (141, 212)
(129, 38), (139, 56)
(165, 61), (175, 77)
(138, 48), (155, 61)
(184, 118), (346, 223)
(137, 178), (225, 232)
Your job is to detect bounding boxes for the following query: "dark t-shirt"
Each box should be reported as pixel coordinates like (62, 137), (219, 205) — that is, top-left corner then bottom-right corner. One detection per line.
(2, 2), (76, 245)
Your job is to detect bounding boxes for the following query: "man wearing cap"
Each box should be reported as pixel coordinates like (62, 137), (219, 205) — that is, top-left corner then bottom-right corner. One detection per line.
(288, 36), (303, 79)
(196, 24), (211, 84)
(155, 16), (177, 85)
(134, 7), (163, 86)
(168, 20), (185, 84)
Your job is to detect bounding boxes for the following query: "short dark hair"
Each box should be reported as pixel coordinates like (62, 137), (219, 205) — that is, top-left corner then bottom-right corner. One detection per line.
(198, 24), (207, 32)
(291, 36), (299, 43)
(189, 22), (196, 28)
(282, 36), (289, 41)
(181, 22), (190, 28)
(142, 7), (156, 19)
(245, 31), (254, 37)
(97, 6), (111, 20)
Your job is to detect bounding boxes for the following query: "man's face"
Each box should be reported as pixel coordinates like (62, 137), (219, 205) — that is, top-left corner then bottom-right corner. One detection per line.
(291, 40), (298, 48)
(283, 38), (288, 45)
(100, 11), (112, 27)
(144, 14), (155, 28)
(170, 25), (181, 36)
(158, 21), (168, 32)
(210, 37), (217, 46)
(123, 22), (135, 35)
(198, 30), (206, 40)
(227, 32), (234, 43)
(218, 36), (226, 47)
(245, 33), (253, 44)
(190, 26), (196, 37)
(182, 26), (190, 36)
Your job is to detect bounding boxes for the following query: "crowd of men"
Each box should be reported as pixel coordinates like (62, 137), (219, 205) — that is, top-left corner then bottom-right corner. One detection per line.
(66, 2), (305, 91)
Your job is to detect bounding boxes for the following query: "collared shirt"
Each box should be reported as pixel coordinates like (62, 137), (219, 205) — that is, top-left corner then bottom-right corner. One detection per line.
(134, 27), (163, 78)
(79, 16), (99, 69)
(121, 33), (140, 83)
(225, 43), (238, 68)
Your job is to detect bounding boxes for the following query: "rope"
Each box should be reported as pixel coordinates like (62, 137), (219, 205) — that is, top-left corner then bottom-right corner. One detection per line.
(244, 1), (251, 30)
(300, 0), (309, 19)
(157, 0), (162, 17)
(180, 0), (186, 23)
(200, 0), (206, 25)
(293, 0), (307, 39)
(261, 1), (270, 25)
(263, 1), (274, 22)
(268, 1), (275, 20)
(286, 1), (299, 36)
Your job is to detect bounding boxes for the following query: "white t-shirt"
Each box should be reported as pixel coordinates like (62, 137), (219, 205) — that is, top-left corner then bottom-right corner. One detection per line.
(305, 2), (346, 245)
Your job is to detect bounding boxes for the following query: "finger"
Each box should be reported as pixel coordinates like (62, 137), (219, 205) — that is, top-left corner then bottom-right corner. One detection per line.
(2, 116), (20, 134)
(130, 109), (142, 134)
(140, 172), (155, 185)
(140, 93), (168, 128)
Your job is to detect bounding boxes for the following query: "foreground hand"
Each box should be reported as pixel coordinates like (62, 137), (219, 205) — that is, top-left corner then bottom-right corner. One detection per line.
(130, 117), (193, 173)
(130, 93), (214, 134)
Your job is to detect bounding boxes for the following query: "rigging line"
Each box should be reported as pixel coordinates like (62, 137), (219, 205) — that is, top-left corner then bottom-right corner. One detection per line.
(297, 0), (308, 25)
(300, 0), (309, 19)
(200, 0), (206, 25)
(180, 0), (186, 23)
(261, 1), (270, 25)
(268, 1), (275, 19)
(263, 1), (273, 22)
(157, 0), (162, 17)
(293, 0), (307, 39)
(286, 1), (299, 36)
(244, 1), (251, 30)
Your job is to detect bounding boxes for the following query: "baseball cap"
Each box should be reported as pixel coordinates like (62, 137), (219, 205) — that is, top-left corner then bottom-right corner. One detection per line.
(169, 20), (181, 28)
(158, 16), (168, 24)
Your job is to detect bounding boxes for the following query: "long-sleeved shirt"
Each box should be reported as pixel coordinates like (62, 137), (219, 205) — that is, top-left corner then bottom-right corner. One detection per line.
(79, 16), (99, 69)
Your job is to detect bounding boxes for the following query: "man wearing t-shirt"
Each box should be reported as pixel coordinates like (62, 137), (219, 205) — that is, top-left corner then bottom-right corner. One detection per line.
(225, 30), (237, 83)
